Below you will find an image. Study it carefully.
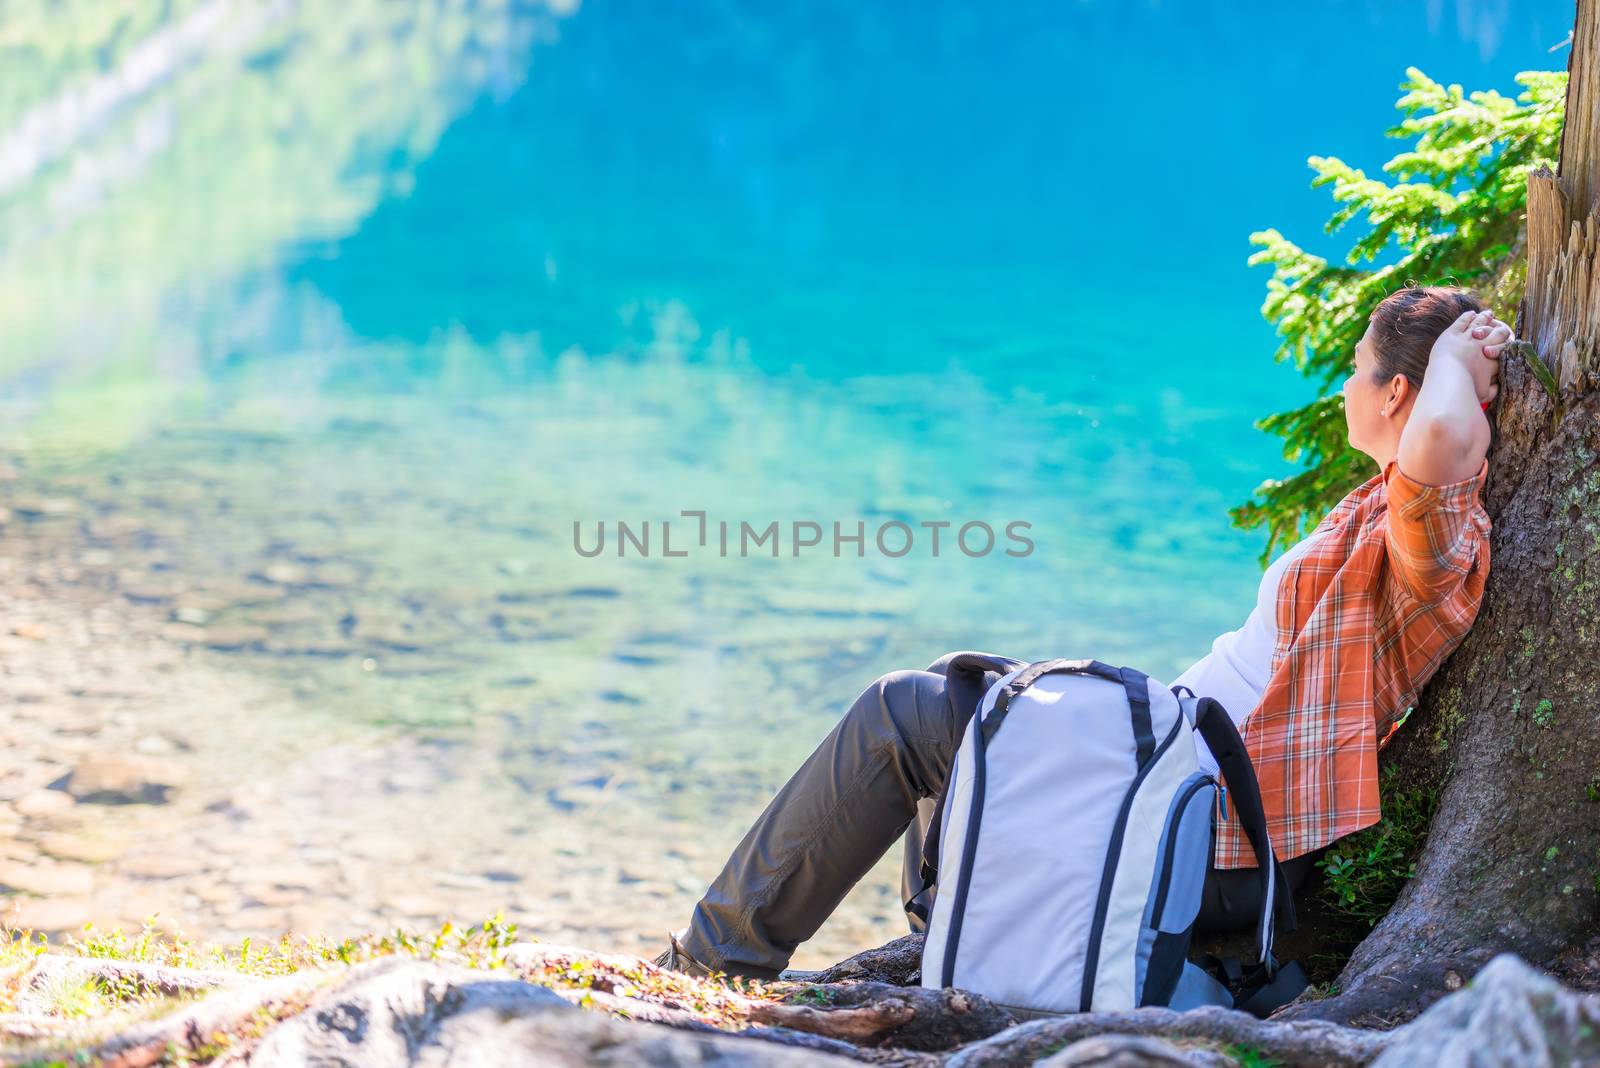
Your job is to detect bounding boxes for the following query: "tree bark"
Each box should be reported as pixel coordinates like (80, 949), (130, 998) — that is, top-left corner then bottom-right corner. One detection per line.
(1283, 0), (1600, 1027)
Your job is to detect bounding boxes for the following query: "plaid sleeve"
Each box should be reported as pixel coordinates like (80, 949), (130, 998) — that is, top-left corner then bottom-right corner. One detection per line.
(1384, 457), (1488, 603)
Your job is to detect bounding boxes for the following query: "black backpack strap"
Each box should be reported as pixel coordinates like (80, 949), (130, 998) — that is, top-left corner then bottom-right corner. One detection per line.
(1195, 954), (1308, 1019)
(1190, 695), (1298, 972)
(1234, 958), (1310, 1018)
(906, 783), (952, 925)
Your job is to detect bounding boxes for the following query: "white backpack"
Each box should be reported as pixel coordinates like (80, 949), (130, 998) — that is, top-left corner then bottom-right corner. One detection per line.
(914, 656), (1299, 1017)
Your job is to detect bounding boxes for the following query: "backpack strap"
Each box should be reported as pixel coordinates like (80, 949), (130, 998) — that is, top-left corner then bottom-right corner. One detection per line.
(1186, 693), (1298, 974)
(982, 658), (1155, 770)
(1195, 954), (1310, 1019)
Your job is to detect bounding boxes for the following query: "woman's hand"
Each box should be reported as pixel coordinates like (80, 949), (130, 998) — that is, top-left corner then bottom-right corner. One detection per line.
(1430, 308), (1511, 407)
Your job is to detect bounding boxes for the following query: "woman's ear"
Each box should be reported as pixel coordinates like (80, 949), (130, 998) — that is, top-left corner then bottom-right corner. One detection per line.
(1384, 374), (1413, 418)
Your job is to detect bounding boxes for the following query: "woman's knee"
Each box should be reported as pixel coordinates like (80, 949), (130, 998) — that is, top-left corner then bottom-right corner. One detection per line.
(859, 669), (950, 729)
(921, 649), (1024, 675)
(847, 668), (962, 764)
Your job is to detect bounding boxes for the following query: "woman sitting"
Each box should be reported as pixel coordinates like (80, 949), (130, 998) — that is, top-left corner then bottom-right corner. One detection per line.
(656, 287), (1509, 981)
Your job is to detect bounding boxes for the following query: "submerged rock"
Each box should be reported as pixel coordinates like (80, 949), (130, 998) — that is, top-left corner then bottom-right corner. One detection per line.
(60, 757), (179, 805)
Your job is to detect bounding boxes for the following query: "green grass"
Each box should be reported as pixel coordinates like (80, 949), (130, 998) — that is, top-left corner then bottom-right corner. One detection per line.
(1315, 770), (1439, 929)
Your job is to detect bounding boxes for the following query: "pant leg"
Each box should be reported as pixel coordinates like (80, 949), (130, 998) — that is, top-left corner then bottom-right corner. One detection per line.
(680, 650), (1022, 978)
(1194, 848), (1323, 935)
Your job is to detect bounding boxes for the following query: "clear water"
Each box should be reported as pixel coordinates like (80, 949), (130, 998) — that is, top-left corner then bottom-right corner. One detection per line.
(0, 0), (1565, 962)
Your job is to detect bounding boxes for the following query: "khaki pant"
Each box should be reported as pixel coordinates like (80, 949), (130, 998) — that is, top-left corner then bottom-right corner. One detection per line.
(679, 650), (1318, 979)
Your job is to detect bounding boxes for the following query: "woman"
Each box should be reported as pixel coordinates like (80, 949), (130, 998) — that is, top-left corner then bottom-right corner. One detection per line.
(656, 286), (1511, 981)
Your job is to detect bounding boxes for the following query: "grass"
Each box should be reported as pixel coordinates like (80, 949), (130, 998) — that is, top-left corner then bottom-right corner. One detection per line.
(1, 911), (792, 1067)
(3, 911), (527, 993)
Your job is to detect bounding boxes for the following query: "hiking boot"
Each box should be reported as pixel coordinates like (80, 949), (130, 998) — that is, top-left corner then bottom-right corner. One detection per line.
(650, 930), (782, 982)
(650, 930), (717, 978)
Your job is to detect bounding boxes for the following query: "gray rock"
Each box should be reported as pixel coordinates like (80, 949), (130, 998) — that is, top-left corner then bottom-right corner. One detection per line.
(61, 756), (179, 805)
(1374, 953), (1600, 1068)
(248, 957), (856, 1067)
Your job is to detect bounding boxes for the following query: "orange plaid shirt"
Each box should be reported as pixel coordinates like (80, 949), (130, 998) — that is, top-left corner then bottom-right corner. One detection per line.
(1212, 456), (1491, 869)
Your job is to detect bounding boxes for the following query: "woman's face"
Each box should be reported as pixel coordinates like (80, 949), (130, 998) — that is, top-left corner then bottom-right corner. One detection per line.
(1342, 324), (1406, 463)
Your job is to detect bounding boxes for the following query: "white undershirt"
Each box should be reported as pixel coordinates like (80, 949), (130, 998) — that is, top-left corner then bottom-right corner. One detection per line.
(1173, 528), (1330, 776)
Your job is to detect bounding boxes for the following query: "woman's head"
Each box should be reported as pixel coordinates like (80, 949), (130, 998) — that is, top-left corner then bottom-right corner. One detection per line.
(1342, 284), (1488, 463)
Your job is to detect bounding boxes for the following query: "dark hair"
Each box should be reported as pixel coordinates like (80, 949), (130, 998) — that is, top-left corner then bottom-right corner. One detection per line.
(1366, 284), (1489, 390)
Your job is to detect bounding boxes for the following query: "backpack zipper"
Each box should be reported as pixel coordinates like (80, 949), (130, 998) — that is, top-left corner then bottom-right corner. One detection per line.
(1078, 713), (1184, 1012)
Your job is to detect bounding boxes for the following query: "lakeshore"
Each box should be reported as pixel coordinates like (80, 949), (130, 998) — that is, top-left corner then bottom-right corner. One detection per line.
(0, 450), (911, 967)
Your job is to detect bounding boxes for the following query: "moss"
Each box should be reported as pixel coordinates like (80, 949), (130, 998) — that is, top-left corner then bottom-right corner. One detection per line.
(1224, 1044), (1284, 1068)
(1534, 698), (1556, 728)
(1431, 683), (1467, 753)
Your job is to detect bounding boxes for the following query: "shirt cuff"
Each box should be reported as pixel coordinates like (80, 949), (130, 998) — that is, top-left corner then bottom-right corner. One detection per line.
(1385, 457), (1488, 521)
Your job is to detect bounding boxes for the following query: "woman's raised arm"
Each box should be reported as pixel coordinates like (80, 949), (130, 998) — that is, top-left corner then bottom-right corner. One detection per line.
(1394, 308), (1509, 486)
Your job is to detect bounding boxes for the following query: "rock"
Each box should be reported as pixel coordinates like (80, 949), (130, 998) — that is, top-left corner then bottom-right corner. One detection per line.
(35, 833), (122, 864)
(199, 624), (270, 650)
(1, 895), (94, 934)
(85, 515), (148, 540)
(133, 734), (188, 756)
(3, 679), (53, 703)
(942, 1004), (1388, 1068)
(0, 860), (95, 896)
(258, 562), (311, 586)
(62, 756), (179, 804)
(1373, 954), (1600, 1067)
(122, 583), (186, 604)
(247, 957), (854, 1067)
(212, 905), (292, 935)
(12, 789), (74, 818)
(118, 854), (196, 880)
(10, 497), (77, 518)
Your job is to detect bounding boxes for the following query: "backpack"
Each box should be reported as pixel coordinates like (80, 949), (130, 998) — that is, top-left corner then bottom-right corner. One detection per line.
(913, 655), (1302, 1018)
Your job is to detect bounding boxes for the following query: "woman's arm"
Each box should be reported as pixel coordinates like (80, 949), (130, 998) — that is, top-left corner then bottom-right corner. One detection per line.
(1383, 309), (1505, 604)
(1395, 309), (1509, 486)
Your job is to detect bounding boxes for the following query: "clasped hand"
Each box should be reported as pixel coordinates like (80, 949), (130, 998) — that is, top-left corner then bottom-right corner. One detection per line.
(1430, 308), (1512, 408)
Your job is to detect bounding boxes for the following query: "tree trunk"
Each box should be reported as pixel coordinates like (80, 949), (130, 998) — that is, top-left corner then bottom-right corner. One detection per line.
(1284, 0), (1600, 1027)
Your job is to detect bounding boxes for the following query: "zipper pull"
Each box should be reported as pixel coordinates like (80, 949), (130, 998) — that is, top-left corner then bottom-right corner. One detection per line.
(1219, 785), (1229, 822)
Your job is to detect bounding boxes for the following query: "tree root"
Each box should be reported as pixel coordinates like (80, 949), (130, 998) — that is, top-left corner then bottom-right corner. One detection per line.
(759, 981), (1015, 1051)
(1275, 954), (1484, 1029)
(74, 972), (321, 1068)
(803, 933), (926, 986)
(9, 954), (256, 1014)
(941, 1004), (1392, 1067)
(506, 941), (1014, 1052)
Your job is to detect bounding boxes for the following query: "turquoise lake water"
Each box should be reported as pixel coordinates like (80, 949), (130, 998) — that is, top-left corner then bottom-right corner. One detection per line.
(0, 1), (1569, 958)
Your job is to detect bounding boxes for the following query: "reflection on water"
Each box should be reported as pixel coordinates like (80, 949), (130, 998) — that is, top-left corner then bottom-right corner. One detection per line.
(0, 0), (1563, 964)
